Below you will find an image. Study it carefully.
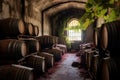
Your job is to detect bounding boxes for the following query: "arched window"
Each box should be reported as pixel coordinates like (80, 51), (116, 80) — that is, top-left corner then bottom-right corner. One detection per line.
(67, 18), (81, 41)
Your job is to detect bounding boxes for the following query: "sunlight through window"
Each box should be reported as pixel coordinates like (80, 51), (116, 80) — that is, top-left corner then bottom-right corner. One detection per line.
(67, 19), (81, 41)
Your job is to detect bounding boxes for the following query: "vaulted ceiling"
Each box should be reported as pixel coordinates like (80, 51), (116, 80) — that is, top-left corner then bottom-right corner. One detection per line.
(28, 0), (87, 17)
(25, 0), (88, 35)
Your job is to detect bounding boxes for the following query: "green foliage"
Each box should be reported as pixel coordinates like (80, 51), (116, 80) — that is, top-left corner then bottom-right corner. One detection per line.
(79, 0), (120, 29)
(65, 37), (71, 49)
(65, 25), (80, 31)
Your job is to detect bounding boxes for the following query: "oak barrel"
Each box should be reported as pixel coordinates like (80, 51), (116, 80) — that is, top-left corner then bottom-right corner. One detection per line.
(93, 28), (101, 49)
(33, 25), (39, 36)
(100, 20), (120, 55)
(0, 64), (34, 80)
(96, 57), (118, 80)
(21, 39), (40, 54)
(37, 52), (54, 68)
(24, 23), (34, 36)
(42, 48), (62, 62)
(0, 18), (25, 38)
(24, 55), (45, 74)
(85, 50), (94, 71)
(0, 39), (27, 60)
(90, 53), (99, 77)
(36, 35), (54, 49)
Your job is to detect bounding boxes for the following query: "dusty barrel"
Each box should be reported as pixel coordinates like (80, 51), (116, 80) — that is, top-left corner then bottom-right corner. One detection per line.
(56, 44), (67, 54)
(90, 53), (99, 77)
(0, 64), (34, 80)
(93, 28), (101, 49)
(32, 25), (39, 36)
(36, 35), (54, 49)
(85, 49), (94, 71)
(0, 18), (25, 38)
(36, 36), (45, 49)
(24, 22), (34, 36)
(21, 39), (40, 54)
(100, 20), (120, 55)
(24, 55), (45, 74)
(96, 57), (118, 80)
(42, 48), (62, 62)
(0, 39), (27, 60)
(37, 52), (54, 69)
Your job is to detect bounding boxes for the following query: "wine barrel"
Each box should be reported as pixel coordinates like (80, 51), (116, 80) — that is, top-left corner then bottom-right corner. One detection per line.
(33, 25), (39, 36)
(42, 48), (62, 62)
(21, 39), (40, 54)
(37, 52), (54, 69)
(93, 28), (101, 49)
(24, 55), (45, 74)
(0, 64), (34, 80)
(100, 20), (120, 55)
(0, 39), (27, 60)
(36, 36), (45, 49)
(90, 53), (99, 77)
(24, 23), (34, 36)
(56, 44), (67, 54)
(36, 35), (54, 49)
(85, 50), (94, 71)
(0, 18), (25, 38)
(96, 57), (118, 80)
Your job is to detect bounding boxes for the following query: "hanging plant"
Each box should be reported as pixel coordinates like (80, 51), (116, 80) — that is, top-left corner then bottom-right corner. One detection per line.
(79, 0), (120, 29)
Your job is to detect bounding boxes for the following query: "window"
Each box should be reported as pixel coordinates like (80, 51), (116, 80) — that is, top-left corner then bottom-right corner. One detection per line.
(67, 19), (81, 41)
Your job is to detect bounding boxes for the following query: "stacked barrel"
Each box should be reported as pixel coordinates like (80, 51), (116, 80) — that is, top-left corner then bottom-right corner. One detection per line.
(95, 20), (120, 80)
(0, 64), (35, 80)
(36, 35), (63, 62)
(82, 20), (120, 80)
(0, 18), (50, 80)
(80, 20), (120, 80)
(0, 18), (36, 80)
(0, 18), (28, 64)
(0, 18), (65, 80)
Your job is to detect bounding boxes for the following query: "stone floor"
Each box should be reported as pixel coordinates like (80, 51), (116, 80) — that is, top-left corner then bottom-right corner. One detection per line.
(37, 53), (91, 80)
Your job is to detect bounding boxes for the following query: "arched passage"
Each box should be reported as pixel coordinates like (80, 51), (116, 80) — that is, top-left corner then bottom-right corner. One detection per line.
(67, 18), (82, 41)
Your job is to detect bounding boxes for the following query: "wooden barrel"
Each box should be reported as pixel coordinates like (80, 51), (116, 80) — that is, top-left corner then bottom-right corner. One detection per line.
(0, 64), (34, 80)
(100, 20), (120, 55)
(0, 39), (27, 60)
(36, 36), (45, 49)
(93, 28), (101, 49)
(33, 25), (39, 36)
(96, 57), (118, 80)
(21, 39), (40, 54)
(90, 53), (99, 77)
(36, 35), (54, 49)
(24, 55), (45, 74)
(0, 18), (25, 38)
(42, 48), (62, 62)
(24, 23), (34, 36)
(37, 52), (54, 69)
(85, 50), (94, 71)
(56, 44), (67, 54)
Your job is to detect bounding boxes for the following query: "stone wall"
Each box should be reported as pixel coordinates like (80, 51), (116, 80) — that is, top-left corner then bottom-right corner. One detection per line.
(0, 0), (42, 36)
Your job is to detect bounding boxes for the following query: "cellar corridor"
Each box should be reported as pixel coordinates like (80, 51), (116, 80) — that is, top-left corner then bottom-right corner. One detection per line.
(37, 53), (91, 80)
(0, 0), (120, 80)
